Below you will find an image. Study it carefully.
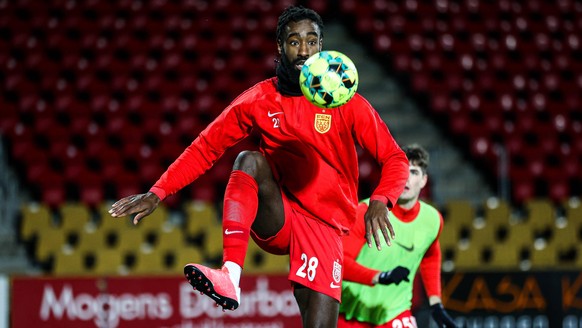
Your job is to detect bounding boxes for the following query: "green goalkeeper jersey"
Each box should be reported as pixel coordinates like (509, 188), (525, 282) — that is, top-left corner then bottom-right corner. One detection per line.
(340, 199), (441, 325)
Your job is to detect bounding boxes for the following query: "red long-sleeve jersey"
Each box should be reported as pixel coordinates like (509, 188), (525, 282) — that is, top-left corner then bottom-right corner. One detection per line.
(150, 77), (409, 233)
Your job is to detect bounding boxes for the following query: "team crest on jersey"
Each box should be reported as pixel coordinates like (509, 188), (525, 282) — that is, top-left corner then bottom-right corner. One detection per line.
(314, 113), (332, 134)
(332, 259), (342, 283)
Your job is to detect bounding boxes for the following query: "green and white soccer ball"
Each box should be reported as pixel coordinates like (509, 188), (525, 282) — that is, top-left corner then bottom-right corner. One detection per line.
(299, 50), (359, 108)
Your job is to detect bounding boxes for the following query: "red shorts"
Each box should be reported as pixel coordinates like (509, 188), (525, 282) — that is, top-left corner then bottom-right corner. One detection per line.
(251, 193), (343, 301)
(338, 310), (417, 328)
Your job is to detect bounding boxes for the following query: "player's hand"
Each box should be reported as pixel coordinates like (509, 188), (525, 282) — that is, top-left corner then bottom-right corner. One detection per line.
(109, 192), (161, 225)
(364, 200), (395, 250)
(431, 303), (457, 328)
(378, 266), (410, 285)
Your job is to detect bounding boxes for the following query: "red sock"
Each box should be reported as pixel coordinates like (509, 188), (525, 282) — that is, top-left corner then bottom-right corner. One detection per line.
(222, 170), (258, 268)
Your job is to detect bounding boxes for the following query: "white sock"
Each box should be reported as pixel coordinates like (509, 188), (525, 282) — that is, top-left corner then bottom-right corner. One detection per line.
(223, 261), (242, 287)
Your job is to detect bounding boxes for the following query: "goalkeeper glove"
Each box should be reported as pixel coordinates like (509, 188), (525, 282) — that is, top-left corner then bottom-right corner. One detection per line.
(377, 266), (410, 285)
(431, 303), (457, 328)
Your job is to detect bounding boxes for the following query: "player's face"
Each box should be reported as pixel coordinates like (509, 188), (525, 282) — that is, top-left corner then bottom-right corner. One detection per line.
(397, 163), (427, 204)
(278, 19), (322, 72)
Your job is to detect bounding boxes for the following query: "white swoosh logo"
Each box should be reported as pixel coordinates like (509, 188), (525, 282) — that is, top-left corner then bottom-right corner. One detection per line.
(330, 282), (341, 289)
(267, 111), (283, 117)
(225, 229), (243, 235)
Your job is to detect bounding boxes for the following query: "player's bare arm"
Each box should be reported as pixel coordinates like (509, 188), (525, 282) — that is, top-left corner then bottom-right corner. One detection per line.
(109, 192), (161, 225)
(364, 200), (395, 250)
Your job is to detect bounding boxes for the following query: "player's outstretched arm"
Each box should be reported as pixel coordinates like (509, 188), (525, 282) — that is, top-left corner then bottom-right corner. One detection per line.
(364, 200), (395, 250)
(109, 192), (161, 225)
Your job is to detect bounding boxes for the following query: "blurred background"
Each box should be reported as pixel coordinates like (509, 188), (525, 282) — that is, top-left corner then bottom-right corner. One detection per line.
(1, 0), (581, 327)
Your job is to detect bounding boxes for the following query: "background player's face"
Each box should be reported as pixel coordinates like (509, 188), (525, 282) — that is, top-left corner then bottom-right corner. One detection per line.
(398, 163), (427, 204)
(278, 19), (322, 72)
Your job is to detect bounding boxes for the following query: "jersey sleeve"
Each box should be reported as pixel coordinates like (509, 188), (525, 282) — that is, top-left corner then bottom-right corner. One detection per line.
(349, 95), (409, 208)
(419, 212), (444, 298)
(149, 94), (255, 200)
(342, 202), (380, 286)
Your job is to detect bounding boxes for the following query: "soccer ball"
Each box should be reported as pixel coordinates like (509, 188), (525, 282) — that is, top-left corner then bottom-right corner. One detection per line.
(299, 50), (359, 108)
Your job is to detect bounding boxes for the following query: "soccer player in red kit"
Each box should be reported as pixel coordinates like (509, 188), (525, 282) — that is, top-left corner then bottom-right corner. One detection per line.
(109, 6), (409, 327)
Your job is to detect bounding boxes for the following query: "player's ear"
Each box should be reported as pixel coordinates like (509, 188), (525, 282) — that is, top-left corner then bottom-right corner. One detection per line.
(277, 41), (282, 55)
(420, 174), (428, 189)
(319, 39), (323, 51)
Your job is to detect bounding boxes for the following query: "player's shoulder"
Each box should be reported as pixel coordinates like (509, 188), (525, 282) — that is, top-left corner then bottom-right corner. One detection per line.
(232, 77), (278, 104)
(418, 200), (442, 221)
(342, 93), (373, 109)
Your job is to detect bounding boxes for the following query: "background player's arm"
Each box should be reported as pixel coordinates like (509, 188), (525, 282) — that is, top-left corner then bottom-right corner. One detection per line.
(420, 214), (458, 327)
(343, 203), (379, 285)
(343, 203), (410, 286)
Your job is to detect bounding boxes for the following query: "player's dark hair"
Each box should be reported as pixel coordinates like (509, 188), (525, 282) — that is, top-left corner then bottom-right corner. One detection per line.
(276, 6), (324, 44)
(402, 144), (429, 174)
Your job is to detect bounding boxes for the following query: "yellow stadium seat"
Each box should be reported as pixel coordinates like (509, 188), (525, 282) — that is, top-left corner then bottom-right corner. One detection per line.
(202, 223), (223, 261)
(20, 203), (53, 241)
(170, 246), (204, 274)
(36, 227), (67, 262)
(505, 223), (534, 249)
(444, 200), (475, 228)
(156, 229), (186, 253)
(76, 229), (108, 253)
(524, 199), (555, 230)
(112, 228), (146, 255)
(576, 245), (582, 267)
(184, 201), (219, 238)
(483, 198), (511, 227)
(489, 244), (520, 269)
(92, 249), (126, 275)
(553, 225), (579, 250)
(564, 199), (582, 223)
(132, 249), (168, 275)
(53, 250), (87, 276)
(470, 224), (499, 248)
(439, 223), (460, 249)
(454, 246), (482, 270)
(135, 205), (169, 235)
(59, 202), (93, 234)
(530, 244), (557, 268)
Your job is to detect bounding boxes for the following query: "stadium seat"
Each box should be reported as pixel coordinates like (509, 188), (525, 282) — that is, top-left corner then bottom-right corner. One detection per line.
(489, 244), (521, 269)
(454, 247), (483, 270)
(444, 200), (475, 228)
(35, 227), (67, 263)
(20, 203), (53, 241)
(92, 249), (127, 275)
(530, 245), (558, 268)
(76, 229), (108, 253)
(131, 248), (168, 275)
(59, 202), (94, 235)
(170, 246), (204, 274)
(53, 250), (88, 276)
(184, 200), (219, 238)
(156, 229), (186, 253)
(202, 223), (224, 261)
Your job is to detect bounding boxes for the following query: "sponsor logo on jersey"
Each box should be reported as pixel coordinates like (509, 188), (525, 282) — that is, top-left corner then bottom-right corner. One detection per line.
(332, 259), (342, 283)
(267, 111), (283, 117)
(314, 113), (331, 134)
(395, 241), (414, 252)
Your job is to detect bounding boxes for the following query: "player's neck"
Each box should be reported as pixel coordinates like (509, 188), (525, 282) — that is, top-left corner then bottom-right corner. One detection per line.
(397, 198), (418, 211)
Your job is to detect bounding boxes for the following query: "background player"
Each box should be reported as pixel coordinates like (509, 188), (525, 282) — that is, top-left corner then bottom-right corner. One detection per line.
(339, 144), (457, 327)
(109, 5), (409, 327)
